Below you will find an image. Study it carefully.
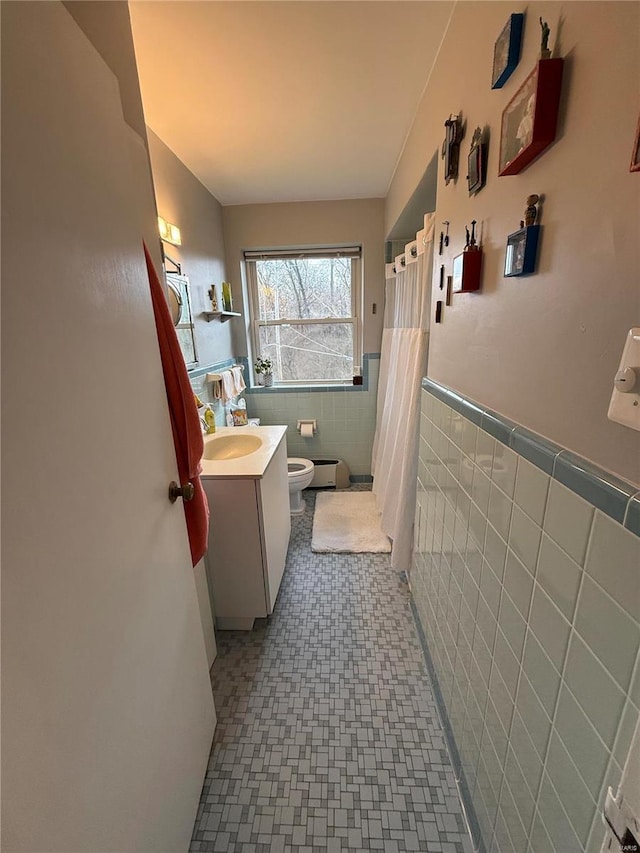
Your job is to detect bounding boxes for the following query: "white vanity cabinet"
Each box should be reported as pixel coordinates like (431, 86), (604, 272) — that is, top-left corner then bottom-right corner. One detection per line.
(202, 431), (290, 630)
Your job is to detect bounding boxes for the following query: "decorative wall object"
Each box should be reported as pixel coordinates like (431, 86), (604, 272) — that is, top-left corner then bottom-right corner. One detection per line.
(208, 285), (219, 312)
(491, 13), (524, 89)
(439, 221), (450, 255)
(504, 227), (540, 276)
(467, 127), (488, 195)
(221, 281), (233, 312)
(539, 16), (552, 59)
(505, 194), (542, 276)
(452, 221), (482, 293)
(498, 59), (564, 176)
(630, 115), (640, 172)
(442, 115), (464, 185)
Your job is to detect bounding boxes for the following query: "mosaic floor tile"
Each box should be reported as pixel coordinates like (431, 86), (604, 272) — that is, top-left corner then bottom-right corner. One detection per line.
(191, 490), (473, 852)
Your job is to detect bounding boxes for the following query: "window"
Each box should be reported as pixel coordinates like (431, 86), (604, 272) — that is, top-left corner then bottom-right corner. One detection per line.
(245, 247), (362, 385)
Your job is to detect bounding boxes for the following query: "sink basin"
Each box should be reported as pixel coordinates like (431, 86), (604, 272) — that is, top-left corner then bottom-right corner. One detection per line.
(203, 433), (263, 461)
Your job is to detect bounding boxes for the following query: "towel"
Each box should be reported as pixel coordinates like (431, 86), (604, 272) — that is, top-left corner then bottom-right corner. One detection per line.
(231, 365), (246, 395)
(144, 243), (209, 567)
(220, 371), (236, 403)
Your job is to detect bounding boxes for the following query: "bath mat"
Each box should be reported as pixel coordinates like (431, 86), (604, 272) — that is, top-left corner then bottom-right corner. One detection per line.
(311, 491), (391, 553)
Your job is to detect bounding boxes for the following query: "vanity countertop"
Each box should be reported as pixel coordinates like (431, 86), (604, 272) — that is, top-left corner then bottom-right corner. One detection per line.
(200, 425), (287, 480)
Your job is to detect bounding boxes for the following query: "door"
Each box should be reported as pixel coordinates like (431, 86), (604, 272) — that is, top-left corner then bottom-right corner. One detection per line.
(2, 4), (215, 851)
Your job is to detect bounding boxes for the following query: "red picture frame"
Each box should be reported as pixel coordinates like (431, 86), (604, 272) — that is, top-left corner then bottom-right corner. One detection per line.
(498, 58), (564, 176)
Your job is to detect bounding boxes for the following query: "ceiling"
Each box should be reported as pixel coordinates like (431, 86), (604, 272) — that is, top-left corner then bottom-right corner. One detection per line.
(129, 1), (453, 207)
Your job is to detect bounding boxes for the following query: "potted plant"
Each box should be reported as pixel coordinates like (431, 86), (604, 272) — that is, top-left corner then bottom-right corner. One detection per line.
(254, 356), (273, 387)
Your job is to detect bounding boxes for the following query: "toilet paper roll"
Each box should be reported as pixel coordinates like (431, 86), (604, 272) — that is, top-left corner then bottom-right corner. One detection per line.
(300, 422), (314, 438)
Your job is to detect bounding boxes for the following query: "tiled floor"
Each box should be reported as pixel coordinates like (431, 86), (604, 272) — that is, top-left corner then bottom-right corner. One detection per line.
(191, 490), (473, 853)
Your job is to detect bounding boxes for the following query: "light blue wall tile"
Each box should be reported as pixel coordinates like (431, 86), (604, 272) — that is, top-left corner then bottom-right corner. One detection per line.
(511, 699), (547, 777)
(613, 699), (640, 770)
(413, 384), (639, 853)
(508, 506), (541, 574)
(554, 451), (635, 524)
(544, 480), (595, 565)
(545, 734), (596, 845)
(513, 457), (550, 526)
(536, 534), (583, 621)
(529, 583), (571, 673)
(488, 483), (512, 540)
(503, 747), (536, 834)
(484, 522), (507, 583)
(536, 775), (583, 853)
(521, 631), (561, 717)
(554, 685), (610, 797)
(585, 511), (640, 623)
(574, 575), (640, 693)
(564, 632), (626, 748)
(503, 549), (534, 619)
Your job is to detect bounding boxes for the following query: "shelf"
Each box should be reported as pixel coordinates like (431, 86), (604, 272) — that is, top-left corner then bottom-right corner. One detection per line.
(204, 310), (242, 323)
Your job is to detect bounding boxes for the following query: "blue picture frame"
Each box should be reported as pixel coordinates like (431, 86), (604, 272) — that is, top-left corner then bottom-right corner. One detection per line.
(504, 225), (540, 276)
(492, 13), (524, 90)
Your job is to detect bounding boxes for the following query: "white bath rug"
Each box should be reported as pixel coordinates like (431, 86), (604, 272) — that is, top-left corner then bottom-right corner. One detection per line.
(311, 491), (391, 553)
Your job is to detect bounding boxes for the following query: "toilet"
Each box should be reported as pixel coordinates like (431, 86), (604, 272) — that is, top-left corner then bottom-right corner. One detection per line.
(287, 458), (314, 514)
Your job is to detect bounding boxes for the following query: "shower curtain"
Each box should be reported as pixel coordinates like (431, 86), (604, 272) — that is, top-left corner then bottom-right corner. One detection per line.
(372, 213), (434, 571)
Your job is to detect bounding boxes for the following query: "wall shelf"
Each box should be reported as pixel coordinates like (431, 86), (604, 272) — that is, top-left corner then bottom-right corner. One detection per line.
(203, 310), (242, 323)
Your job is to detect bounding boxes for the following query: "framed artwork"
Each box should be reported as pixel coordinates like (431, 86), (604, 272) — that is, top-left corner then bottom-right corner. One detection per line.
(631, 115), (640, 172)
(498, 58), (564, 176)
(452, 249), (482, 293)
(442, 114), (463, 185)
(504, 225), (540, 276)
(492, 13), (524, 89)
(467, 127), (488, 195)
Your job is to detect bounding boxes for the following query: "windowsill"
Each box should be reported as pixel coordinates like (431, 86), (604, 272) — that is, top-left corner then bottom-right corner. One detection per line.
(245, 381), (366, 394)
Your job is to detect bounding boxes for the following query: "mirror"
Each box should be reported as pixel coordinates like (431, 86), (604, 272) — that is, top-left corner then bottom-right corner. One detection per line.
(166, 272), (198, 368)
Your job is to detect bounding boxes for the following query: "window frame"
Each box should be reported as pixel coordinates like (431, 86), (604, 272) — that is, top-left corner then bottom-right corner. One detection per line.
(245, 247), (363, 387)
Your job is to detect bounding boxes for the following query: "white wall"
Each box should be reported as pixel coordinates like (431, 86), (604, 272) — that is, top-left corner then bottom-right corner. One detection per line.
(386, 1), (640, 485)
(148, 130), (233, 368)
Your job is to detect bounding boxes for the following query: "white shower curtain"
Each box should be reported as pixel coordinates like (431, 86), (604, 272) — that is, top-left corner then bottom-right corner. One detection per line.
(372, 213), (434, 571)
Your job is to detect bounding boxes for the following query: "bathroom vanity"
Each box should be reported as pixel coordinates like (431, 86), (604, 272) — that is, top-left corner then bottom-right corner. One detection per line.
(200, 426), (290, 630)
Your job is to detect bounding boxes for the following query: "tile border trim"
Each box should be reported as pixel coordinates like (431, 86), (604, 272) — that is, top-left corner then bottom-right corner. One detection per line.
(422, 378), (639, 534)
(410, 598), (485, 853)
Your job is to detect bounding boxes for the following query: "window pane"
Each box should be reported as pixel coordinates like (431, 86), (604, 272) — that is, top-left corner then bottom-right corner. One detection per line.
(259, 323), (353, 381)
(256, 257), (351, 321)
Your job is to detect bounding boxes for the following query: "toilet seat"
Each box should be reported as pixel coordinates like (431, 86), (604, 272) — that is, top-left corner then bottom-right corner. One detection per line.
(288, 458), (314, 481)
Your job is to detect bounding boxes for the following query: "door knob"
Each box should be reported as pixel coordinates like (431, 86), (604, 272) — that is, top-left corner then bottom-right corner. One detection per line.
(168, 481), (195, 503)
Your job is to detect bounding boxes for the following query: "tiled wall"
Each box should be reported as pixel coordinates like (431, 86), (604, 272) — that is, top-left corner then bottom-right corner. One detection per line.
(412, 380), (640, 853)
(188, 358), (239, 427)
(243, 354), (380, 480)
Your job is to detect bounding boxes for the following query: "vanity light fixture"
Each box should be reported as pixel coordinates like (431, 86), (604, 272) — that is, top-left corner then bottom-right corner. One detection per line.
(158, 215), (182, 246)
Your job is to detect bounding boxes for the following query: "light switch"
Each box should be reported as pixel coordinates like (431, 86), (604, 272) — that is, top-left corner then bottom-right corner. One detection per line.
(608, 328), (640, 431)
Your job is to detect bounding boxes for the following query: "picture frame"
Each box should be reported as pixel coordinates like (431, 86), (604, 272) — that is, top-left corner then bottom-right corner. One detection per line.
(452, 249), (483, 293)
(498, 58), (564, 176)
(442, 114), (464, 185)
(504, 225), (540, 276)
(491, 13), (524, 89)
(467, 127), (488, 196)
(630, 115), (640, 172)
(452, 254), (463, 293)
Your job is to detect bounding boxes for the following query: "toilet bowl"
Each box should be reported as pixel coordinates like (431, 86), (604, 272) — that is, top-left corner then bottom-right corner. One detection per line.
(288, 458), (314, 514)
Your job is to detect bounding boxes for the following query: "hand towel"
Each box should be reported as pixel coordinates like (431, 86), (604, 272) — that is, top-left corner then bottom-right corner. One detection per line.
(231, 365), (246, 395)
(220, 371), (236, 403)
(144, 243), (209, 566)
